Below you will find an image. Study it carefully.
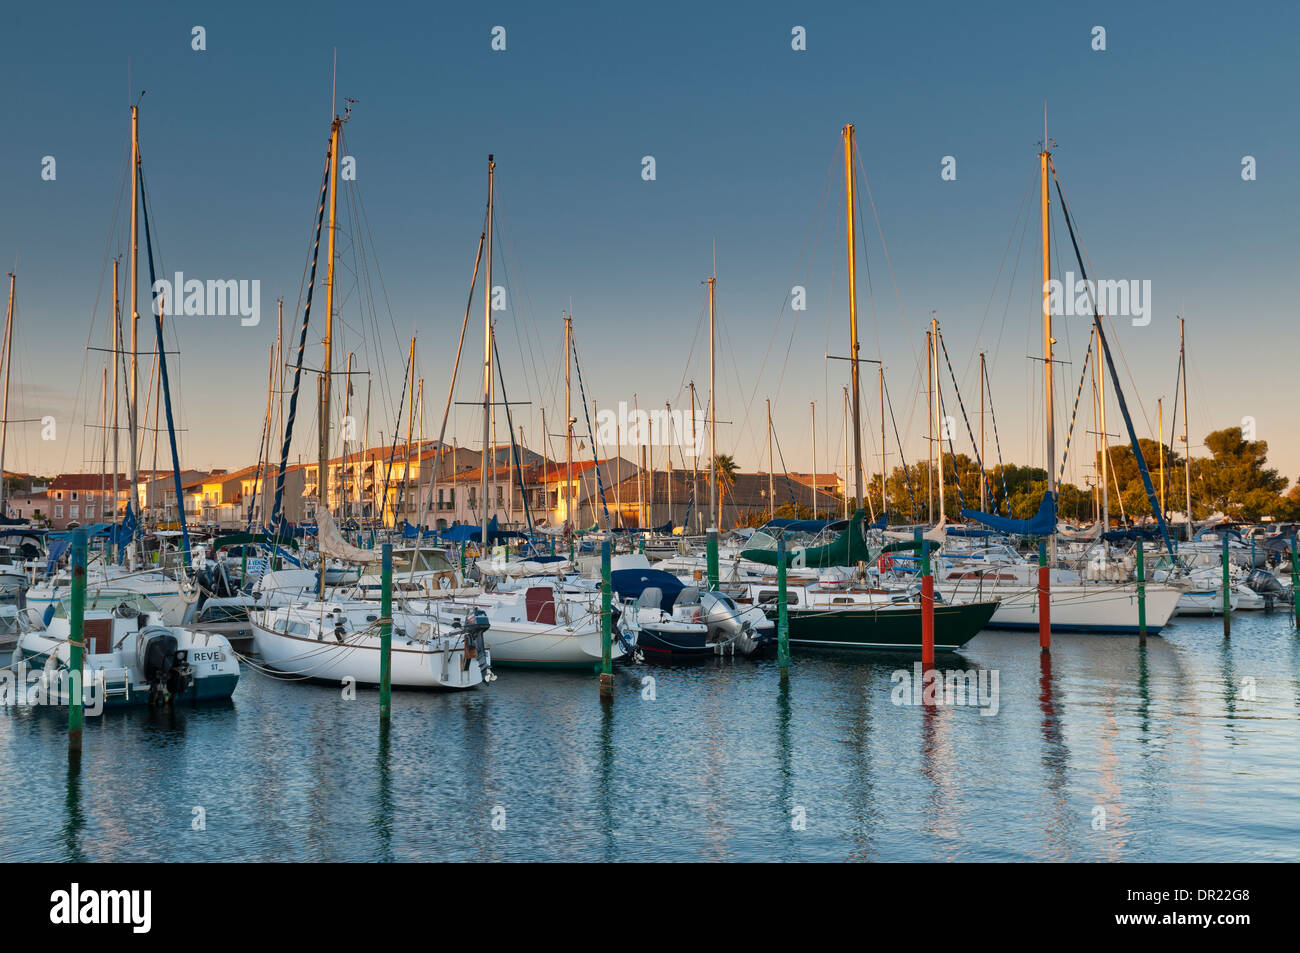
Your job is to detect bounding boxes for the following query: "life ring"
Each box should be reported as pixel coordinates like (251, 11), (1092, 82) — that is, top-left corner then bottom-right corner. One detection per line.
(878, 553), (893, 572)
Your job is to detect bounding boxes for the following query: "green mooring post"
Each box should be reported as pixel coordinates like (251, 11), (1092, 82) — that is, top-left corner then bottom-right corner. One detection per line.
(1292, 532), (1299, 627)
(600, 540), (613, 699)
(706, 528), (719, 591)
(1222, 533), (1231, 637)
(459, 541), (466, 572)
(1136, 536), (1146, 641)
(776, 536), (790, 672)
(638, 533), (645, 555)
(379, 543), (393, 722)
(68, 528), (88, 760)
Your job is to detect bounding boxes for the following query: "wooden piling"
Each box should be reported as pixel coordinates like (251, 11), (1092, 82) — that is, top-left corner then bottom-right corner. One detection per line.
(706, 528), (719, 591)
(1222, 534), (1231, 637)
(918, 528), (934, 669)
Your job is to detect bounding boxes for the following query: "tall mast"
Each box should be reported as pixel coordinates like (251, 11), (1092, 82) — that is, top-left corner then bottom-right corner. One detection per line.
(341, 350), (353, 519)
(1158, 397), (1165, 516)
(810, 401), (818, 520)
(978, 352), (986, 512)
(318, 115), (341, 597)
(402, 337), (416, 525)
(634, 394), (643, 527)
(926, 329), (933, 521)
(665, 400), (673, 528)
(932, 315), (945, 522)
(843, 123), (864, 510)
(128, 105), (140, 564)
(879, 366), (886, 520)
(564, 312), (573, 535)
(480, 155), (494, 548)
(111, 261), (121, 544)
(707, 275), (717, 528)
(1098, 325), (1109, 533)
(0, 274), (14, 515)
(1180, 316), (1192, 542)
(766, 398), (774, 521)
(842, 386), (850, 519)
(1040, 140), (1056, 560)
(688, 380), (697, 533)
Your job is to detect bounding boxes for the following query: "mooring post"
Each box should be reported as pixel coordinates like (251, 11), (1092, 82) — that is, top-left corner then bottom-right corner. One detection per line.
(1136, 536), (1147, 642)
(706, 527), (719, 591)
(1038, 538), (1051, 653)
(600, 540), (613, 699)
(918, 528), (934, 669)
(638, 533), (645, 556)
(459, 540), (466, 571)
(549, 535), (555, 557)
(379, 542), (393, 722)
(240, 547), (248, 589)
(776, 535), (790, 673)
(68, 527), (87, 761)
(1292, 531), (1299, 628)
(1222, 533), (1231, 637)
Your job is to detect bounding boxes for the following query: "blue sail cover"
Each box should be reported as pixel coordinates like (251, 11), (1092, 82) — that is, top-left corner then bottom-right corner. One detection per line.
(962, 491), (1056, 536)
(1103, 526), (1164, 543)
(610, 567), (686, 613)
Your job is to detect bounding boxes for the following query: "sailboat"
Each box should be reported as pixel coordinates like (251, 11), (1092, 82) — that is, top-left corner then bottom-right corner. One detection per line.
(945, 136), (1182, 634)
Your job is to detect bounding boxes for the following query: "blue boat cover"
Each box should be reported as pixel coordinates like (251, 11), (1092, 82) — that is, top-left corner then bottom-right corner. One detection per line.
(961, 491), (1056, 536)
(46, 538), (71, 573)
(1103, 526), (1165, 543)
(610, 567), (686, 613)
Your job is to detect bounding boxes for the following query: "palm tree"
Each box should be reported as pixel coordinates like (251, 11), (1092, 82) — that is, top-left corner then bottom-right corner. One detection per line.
(711, 454), (738, 525)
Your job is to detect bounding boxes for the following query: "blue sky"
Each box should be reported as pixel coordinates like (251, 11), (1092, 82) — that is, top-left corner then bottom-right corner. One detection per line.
(1, 0), (1296, 493)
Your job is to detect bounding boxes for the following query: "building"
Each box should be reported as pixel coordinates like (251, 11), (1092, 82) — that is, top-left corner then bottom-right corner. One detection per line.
(43, 473), (139, 530)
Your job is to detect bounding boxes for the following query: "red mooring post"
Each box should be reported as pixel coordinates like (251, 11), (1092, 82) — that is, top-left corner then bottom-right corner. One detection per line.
(1038, 538), (1051, 652)
(919, 528), (935, 669)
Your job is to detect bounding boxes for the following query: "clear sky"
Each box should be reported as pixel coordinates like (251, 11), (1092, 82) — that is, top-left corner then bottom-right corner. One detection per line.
(2, 1), (1296, 496)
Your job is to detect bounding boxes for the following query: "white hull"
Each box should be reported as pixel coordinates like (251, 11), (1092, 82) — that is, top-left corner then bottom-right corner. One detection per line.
(250, 606), (485, 690)
(938, 580), (1182, 633)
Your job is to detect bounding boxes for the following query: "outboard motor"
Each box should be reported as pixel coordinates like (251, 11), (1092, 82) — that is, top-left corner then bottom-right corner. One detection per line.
(1245, 569), (1286, 610)
(460, 608), (494, 681)
(136, 626), (195, 706)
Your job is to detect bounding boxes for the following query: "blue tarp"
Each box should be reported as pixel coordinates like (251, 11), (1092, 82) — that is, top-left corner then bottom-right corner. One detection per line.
(944, 527), (1000, 538)
(961, 491), (1057, 536)
(45, 538), (71, 573)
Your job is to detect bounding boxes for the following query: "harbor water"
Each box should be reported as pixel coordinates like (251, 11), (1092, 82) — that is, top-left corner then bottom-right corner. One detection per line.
(2, 611), (1299, 862)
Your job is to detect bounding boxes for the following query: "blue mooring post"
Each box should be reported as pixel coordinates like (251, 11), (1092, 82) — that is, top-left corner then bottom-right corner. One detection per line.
(776, 535), (790, 673)
(1136, 536), (1146, 641)
(600, 540), (613, 699)
(1222, 534), (1231, 638)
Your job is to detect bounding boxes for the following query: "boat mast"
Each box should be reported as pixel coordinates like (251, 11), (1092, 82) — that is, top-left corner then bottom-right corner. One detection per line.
(842, 387), (850, 518)
(0, 274), (14, 517)
(810, 402), (817, 520)
(564, 311), (573, 535)
(1180, 316), (1191, 542)
(318, 114), (341, 597)
(1098, 325), (1109, 534)
(634, 393), (643, 527)
(842, 123), (864, 511)
(111, 262), (121, 548)
(978, 352), (985, 512)
(1158, 397), (1165, 517)
(1040, 138), (1057, 561)
(879, 366), (886, 520)
(926, 329), (933, 521)
(480, 155), (494, 549)
(401, 337), (416, 526)
(688, 380), (696, 532)
(127, 104), (140, 566)
(707, 274), (717, 528)
(341, 350), (353, 520)
(766, 398), (774, 521)
(931, 314), (945, 522)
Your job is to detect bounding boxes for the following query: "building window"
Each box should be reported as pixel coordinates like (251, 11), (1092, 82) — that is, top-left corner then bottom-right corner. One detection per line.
(54, 505), (64, 518)
(85, 504), (95, 518)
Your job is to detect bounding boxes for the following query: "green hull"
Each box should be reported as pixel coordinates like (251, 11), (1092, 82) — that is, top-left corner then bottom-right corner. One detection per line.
(772, 600), (998, 652)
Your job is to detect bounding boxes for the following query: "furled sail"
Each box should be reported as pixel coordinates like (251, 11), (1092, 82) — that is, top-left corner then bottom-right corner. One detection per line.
(317, 505), (382, 564)
(961, 491), (1056, 536)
